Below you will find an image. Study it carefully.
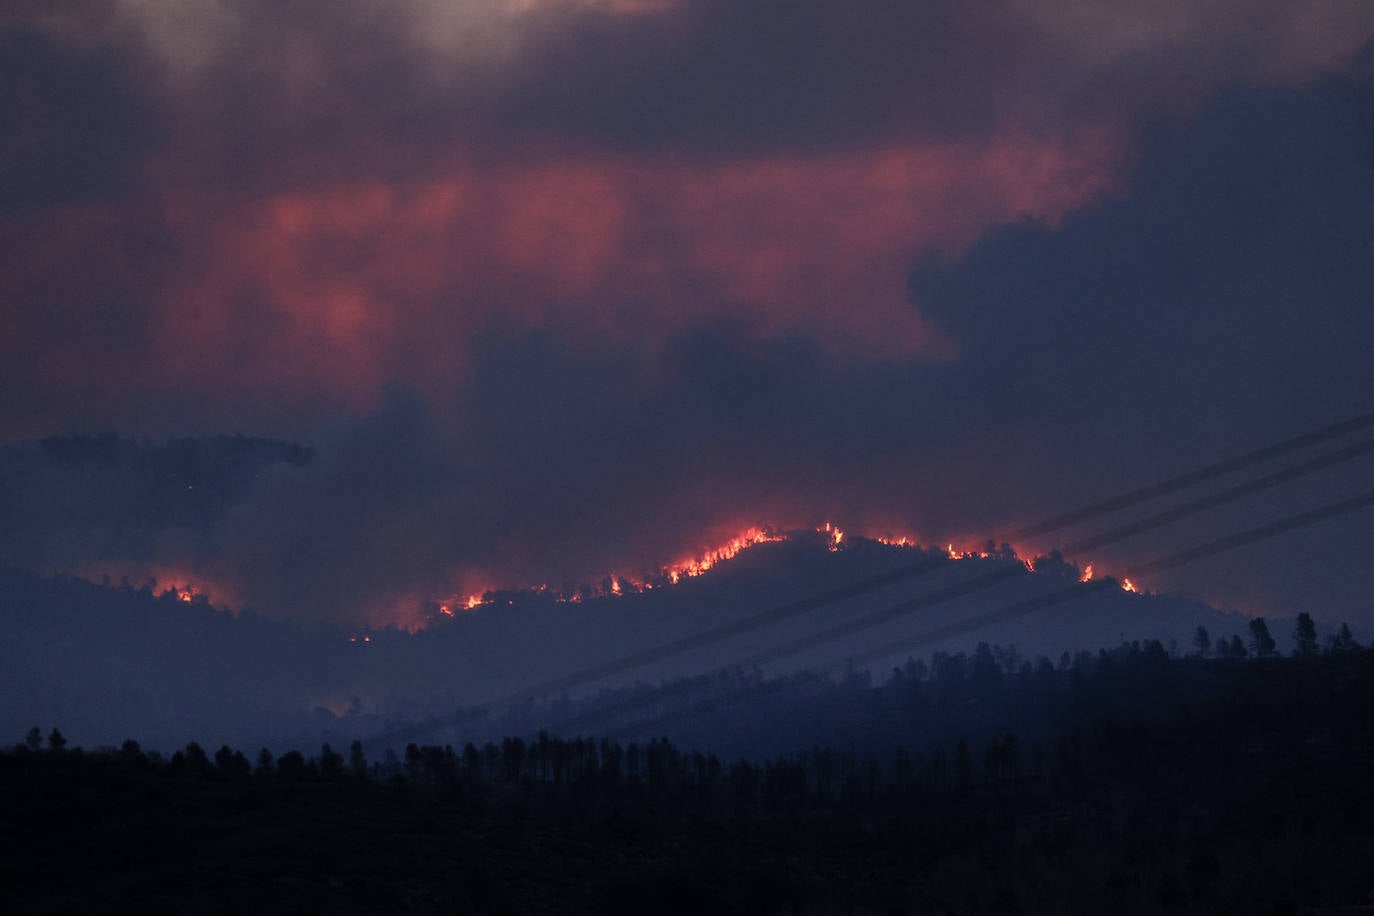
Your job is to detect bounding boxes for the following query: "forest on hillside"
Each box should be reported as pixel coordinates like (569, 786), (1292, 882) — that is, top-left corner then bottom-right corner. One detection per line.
(5, 636), (1374, 914)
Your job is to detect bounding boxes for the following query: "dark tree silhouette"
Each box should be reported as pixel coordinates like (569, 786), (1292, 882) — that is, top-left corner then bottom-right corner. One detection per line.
(276, 750), (307, 778)
(1248, 618), (1276, 658)
(319, 744), (343, 779)
(501, 737), (526, 782)
(47, 728), (66, 751)
(10, 640), (1374, 913)
(349, 739), (367, 776)
(1193, 625), (1212, 658)
(404, 742), (423, 780)
(183, 743), (212, 775)
(971, 641), (1004, 698)
(1293, 613), (1319, 657)
(1329, 622), (1361, 653)
(25, 727), (42, 751)
(214, 745), (251, 778)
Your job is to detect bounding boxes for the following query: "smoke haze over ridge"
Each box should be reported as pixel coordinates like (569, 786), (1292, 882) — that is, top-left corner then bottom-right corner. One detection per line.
(2, 2), (1373, 631)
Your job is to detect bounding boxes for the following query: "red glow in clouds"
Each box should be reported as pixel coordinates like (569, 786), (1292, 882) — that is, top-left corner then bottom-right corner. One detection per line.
(159, 134), (1117, 399)
(0, 131), (1120, 423)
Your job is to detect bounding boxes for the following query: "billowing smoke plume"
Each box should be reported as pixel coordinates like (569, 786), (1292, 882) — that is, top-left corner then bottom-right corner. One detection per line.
(1, 3), (1373, 628)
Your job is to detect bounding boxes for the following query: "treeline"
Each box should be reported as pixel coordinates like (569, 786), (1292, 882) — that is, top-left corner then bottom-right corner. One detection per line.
(421, 613), (1364, 761)
(14, 627), (1368, 808)
(7, 643), (1374, 912)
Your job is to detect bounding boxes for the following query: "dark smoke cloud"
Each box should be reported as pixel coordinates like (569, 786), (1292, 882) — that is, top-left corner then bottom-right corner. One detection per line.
(912, 64), (1374, 454)
(12, 1), (1371, 185)
(211, 58), (1374, 627)
(907, 60), (1374, 617)
(0, 28), (164, 213)
(4, 1), (1368, 444)
(9, 59), (1374, 629)
(495, 0), (1038, 152)
(1, 5), (1373, 632)
(495, 0), (1369, 155)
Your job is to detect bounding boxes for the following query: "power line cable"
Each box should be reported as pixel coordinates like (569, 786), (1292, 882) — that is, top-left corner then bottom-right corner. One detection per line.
(599, 488), (1374, 738)
(1063, 435), (1374, 553)
(370, 411), (1374, 746)
(852, 487), (1374, 668)
(480, 423), (1374, 709)
(1006, 411), (1374, 541)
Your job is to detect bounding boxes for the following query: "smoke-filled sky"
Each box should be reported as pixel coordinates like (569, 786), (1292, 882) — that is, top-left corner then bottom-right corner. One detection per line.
(4, 1), (1374, 629)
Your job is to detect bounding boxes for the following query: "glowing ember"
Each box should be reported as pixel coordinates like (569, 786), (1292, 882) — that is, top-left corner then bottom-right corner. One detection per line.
(822, 523), (846, 552)
(876, 535), (915, 547)
(158, 580), (206, 604)
(1080, 563), (1094, 583)
(428, 593), (492, 619)
(941, 542), (998, 562)
(1121, 578), (1139, 593)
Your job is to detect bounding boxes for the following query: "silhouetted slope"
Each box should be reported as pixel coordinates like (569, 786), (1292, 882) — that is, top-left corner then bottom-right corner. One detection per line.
(4, 649), (1374, 914)
(1, 523), (1317, 753)
(0, 568), (339, 749)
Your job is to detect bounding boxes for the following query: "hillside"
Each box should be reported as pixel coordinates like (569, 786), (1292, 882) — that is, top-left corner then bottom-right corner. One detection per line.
(5, 648), (1374, 914)
(0, 530), (1295, 754)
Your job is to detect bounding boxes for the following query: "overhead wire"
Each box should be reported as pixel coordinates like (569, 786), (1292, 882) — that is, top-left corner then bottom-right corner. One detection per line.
(598, 488), (1374, 739)
(478, 416), (1374, 711)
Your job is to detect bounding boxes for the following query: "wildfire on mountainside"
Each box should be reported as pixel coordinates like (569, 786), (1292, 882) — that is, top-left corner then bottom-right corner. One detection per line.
(665, 526), (791, 582)
(61, 564), (238, 612)
(436, 525), (790, 614)
(156, 580), (216, 605)
(67, 523), (1146, 639)
(430, 523), (1145, 628)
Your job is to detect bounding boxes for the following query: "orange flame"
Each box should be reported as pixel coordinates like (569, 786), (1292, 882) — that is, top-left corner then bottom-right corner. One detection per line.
(433, 525), (787, 614)
(940, 541), (998, 562)
(663, 525), (788, 581)
(875, 535), (915, 547)
(423, 523), (1151, 627)
(821, 523), (845, 552)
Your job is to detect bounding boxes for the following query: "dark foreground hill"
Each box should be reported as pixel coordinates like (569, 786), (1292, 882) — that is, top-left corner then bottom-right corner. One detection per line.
(4, 648), (1374, 914)
(1, 534), (1271, 753)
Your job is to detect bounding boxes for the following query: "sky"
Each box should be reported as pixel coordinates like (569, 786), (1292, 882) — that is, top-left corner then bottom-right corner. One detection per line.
(3, 1), (1374, 631)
